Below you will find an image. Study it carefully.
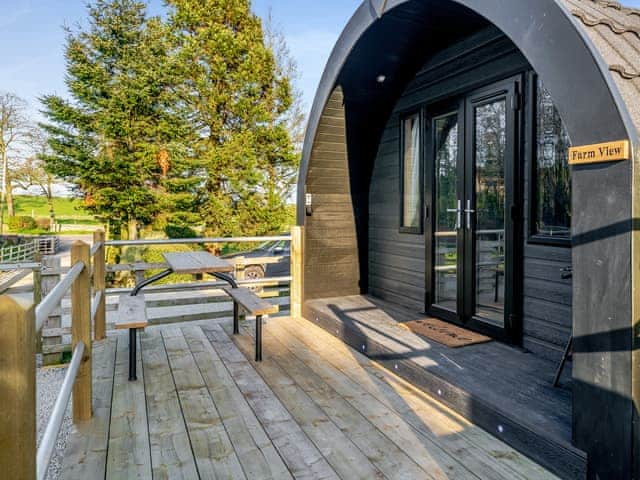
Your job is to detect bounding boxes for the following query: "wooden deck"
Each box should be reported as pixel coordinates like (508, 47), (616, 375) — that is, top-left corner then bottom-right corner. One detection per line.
(304, 295), (585, 479)
(61, 316), (558, 479)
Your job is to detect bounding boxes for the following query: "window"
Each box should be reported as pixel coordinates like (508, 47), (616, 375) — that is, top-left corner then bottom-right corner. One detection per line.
(401, 113), (422, 233)
(532, 78), (571, 241)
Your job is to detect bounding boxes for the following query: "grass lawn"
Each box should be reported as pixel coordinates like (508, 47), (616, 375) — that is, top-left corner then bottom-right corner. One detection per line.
(13, 195), (97, 221)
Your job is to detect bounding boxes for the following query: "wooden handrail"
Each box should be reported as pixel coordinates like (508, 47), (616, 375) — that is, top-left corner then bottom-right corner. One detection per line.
(1, 230), (300, 480)
(0, 237), (98, 480)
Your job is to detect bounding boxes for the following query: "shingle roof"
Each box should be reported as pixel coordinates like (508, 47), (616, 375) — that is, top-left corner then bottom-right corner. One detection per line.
(561, 0), (640, 134)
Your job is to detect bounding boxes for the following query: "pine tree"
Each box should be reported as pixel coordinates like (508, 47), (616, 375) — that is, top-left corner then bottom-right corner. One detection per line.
(167, 0), (299, 237)
(40, 0), (199, 238)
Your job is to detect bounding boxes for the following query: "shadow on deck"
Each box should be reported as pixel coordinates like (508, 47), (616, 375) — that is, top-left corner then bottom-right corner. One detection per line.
(62, 316), (559, 479)
(304, 295), (585, 480)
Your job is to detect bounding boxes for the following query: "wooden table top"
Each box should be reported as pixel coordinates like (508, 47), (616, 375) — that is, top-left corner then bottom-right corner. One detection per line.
(163, 251), (234, 274)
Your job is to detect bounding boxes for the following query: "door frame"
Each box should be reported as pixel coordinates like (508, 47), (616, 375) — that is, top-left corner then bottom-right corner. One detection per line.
(425, 75), (524, 344)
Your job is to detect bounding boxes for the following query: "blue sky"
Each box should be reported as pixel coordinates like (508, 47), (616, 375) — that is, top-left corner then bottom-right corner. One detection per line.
(1, 0), (639, 122)
(0, 0), (361, 121)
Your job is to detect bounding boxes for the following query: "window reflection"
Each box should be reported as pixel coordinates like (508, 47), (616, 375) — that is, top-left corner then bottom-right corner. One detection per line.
(535, 78), (571, 239)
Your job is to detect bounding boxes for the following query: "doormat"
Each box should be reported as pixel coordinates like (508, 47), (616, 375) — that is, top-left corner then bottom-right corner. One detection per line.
(400, 318), (492, 348)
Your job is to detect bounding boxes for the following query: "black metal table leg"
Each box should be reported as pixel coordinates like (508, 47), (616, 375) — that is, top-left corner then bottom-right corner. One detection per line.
(209, 271), (240, 335)
(129, 268), (174, 381)
(256, 315), (263, 362)
(129, 328), (137, 381)
(211, 271), (238, 288)
(233, 302), (239, 334)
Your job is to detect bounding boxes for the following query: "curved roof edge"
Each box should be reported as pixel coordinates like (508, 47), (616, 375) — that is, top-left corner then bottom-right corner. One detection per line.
(296, 0), (640, 225)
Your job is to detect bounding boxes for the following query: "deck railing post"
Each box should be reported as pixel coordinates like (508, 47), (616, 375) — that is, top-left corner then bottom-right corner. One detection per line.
(0, 296), (36, 480)
(291, 226), (304, 318)
(71, 241), (92, 422)
(93, 230), (106, 340)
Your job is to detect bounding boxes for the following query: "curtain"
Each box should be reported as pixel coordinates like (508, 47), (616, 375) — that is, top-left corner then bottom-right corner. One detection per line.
(403, 115), (421, 228)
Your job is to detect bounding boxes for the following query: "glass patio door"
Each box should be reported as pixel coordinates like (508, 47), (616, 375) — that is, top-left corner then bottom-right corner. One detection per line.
(429, 79), (519, 339)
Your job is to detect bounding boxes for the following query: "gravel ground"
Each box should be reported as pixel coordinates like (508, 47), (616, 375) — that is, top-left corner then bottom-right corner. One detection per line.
(36, 354), (72, 480)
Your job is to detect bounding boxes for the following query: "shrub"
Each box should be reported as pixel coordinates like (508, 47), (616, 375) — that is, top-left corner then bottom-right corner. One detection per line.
(164, 224), (198, 239)
(36, 218), (51, 230)
(8, 216), (37, 231)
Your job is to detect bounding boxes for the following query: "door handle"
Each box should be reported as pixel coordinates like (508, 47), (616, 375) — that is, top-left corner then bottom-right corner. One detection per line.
(446, 200), (462, 230)
(465, 200), (475, 230)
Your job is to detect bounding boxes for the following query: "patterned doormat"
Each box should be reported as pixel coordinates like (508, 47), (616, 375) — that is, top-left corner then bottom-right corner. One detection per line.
(400, 318), (492, 348)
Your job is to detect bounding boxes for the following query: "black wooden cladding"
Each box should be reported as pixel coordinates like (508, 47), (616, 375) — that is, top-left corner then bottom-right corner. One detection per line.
(368, 26), (573, 362)
(304, 88), (362, 301)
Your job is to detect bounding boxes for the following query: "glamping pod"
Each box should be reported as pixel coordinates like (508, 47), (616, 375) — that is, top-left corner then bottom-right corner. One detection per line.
(295, 1), (640, 478)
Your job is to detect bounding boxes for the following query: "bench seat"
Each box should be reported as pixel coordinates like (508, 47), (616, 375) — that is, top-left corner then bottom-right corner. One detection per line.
(222, 287), (279, 316)
(223, 287), (278, 362)
(116, 295), (148, 330)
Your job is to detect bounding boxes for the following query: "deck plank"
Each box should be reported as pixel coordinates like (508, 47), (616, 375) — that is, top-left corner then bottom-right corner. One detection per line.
(140, 329), (199, 480)
(236, 323), (484, 480)
(106, 334), (152, 479)
(182, 326), (293, 480)
(275, 316), (558, 480)
(202, 324), (339, 480)
(161, 327), (246, 479)
(230, 333), (387, 480)
(61, 337), (116, 480)
(232, 331), (433, 480)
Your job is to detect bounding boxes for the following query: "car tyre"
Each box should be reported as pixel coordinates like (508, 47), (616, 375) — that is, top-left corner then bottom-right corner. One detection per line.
(244, 265), (265, 293)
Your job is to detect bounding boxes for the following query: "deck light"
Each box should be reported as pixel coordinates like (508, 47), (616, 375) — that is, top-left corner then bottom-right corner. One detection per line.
(376, 74), (386, 83)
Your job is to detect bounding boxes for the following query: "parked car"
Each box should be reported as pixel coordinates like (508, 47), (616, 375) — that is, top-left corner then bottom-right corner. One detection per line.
(222, 240), (290, 283)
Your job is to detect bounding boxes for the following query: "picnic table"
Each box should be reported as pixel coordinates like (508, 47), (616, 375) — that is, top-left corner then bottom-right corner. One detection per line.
(123, 251), (237, 381)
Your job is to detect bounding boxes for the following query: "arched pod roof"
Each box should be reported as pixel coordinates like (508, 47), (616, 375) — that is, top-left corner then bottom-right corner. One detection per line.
(296, 0), (640, 224)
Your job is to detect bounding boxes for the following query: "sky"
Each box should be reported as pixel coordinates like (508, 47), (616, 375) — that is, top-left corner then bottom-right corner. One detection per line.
(1, 0), (639, 123)
(0, 0), (361, 122)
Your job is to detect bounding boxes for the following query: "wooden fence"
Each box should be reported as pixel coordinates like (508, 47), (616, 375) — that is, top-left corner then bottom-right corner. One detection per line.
(0, 236), (59, 263)
(0, 227), (304, 480)
(0, 239), (102, 480)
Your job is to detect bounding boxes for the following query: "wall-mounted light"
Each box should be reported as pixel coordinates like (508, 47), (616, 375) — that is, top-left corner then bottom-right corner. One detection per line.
(305, 193), (313, 216)
(376, 74), (386, 84)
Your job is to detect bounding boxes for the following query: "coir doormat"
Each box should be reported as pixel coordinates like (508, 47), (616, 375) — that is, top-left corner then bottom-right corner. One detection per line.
(400, 318), (492, 348)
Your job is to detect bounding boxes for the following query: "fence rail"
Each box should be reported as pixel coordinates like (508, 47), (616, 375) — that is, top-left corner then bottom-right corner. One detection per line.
(0, 239), (97, 480)
(0, 228), (303, 480)
(0, 236), (59, 263)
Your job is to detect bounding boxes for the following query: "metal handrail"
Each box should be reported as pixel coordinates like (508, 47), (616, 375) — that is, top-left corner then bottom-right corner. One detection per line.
(35, 261), (85, 332)
(36, 341), (85, 480)
(91, 290), (103, 321)
(105, 235), (291, 247)
(89, 241), (103, 257)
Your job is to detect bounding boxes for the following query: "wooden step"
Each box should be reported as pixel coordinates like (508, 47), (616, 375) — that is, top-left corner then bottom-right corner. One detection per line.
(304, 299), (586, 480)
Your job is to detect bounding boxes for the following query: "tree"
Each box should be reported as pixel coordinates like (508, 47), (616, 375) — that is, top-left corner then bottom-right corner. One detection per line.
(40, 0), (196, 239)
(167, 0), (299, 237)
(0, 92), (31, 228)
(13, 129), (58, 229)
